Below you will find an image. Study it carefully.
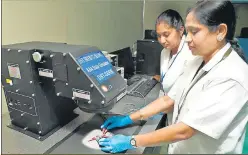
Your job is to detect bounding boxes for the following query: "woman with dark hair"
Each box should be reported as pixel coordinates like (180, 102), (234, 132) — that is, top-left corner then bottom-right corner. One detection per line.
(99, 1), (248, 154)
(154, 9), (194, 95)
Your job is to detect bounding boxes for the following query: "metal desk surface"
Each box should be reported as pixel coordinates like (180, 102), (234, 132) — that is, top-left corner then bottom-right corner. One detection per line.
(2, 82), (163, 154)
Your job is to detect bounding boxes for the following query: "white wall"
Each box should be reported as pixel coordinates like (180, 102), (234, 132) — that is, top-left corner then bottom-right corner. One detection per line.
(144, 0), (195, 30)
(66, 0), (143, 51)
(2, 0), (68, 45)
(2, 0), (143, 50)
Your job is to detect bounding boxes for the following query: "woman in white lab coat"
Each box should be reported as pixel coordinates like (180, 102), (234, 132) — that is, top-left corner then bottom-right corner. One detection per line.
(99, 0), (248, 154)
(154, 9), (194, 126)
(153, 9), (193, 94)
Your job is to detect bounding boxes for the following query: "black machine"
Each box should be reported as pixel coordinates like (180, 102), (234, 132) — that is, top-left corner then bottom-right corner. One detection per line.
(1, 41), (127, 140)
(144, 29), (157, 40)
(136, 40), (163, 76)
(110, 47), (135, 79)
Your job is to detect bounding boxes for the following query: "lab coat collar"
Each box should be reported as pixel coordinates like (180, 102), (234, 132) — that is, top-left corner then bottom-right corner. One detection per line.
(178, 35), (186, 53)
(202, 43), (231, 72)
(161, 35), (186, 74)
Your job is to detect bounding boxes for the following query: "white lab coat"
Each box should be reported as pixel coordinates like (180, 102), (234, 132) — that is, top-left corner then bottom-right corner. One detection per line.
(160, 35), (194, 93)
(160, 35), (194, 125)
(167, 43), (248, 154)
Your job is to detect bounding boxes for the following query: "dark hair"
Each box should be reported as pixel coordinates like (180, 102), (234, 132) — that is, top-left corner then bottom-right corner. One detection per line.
(156, 9), (186, 34)
(187, 0), (247, 62)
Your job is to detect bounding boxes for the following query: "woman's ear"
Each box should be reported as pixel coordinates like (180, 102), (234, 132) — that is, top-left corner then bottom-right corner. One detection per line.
(179, 26), (185, 37)
(217, 24), (227, 41)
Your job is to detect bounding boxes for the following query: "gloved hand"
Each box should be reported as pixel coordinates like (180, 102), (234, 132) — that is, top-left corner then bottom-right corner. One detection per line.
(99, 134), (135, 153)
(100, 115), (133, 131)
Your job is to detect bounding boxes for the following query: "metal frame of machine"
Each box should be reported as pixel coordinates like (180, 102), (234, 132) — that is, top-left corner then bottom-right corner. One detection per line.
(2, 41), (127, 140)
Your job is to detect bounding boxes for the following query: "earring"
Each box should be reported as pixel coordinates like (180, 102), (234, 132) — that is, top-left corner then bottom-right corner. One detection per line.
(217, 35), (223, 41)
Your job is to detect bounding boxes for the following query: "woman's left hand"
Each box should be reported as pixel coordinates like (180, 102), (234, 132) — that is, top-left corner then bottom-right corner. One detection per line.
(153, 75), (160, 82)
(99, 134), (135, 153)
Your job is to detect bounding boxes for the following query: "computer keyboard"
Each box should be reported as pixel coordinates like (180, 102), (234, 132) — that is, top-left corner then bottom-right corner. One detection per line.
(128, 79), (158, 98)
(127, 75), (143, 86)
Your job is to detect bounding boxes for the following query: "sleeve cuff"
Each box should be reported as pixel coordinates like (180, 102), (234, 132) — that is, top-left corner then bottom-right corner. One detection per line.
(181, 118), (220, 140)
(167, 91), (176, 100)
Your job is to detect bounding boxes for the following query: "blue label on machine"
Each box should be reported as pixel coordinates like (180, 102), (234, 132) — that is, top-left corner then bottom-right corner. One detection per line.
(76, 51), (116, 83)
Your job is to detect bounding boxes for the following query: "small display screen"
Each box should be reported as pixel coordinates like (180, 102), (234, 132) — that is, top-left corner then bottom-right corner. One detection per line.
(76, 51), (116, 83)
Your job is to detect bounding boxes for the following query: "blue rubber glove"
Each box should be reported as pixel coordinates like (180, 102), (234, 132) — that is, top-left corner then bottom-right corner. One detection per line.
(100, 115), (133, 130)
(99, 134), (135, 153)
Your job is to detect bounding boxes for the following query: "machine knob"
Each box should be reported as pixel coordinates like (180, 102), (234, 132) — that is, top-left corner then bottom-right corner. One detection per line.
(32, 52), (43, 62)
